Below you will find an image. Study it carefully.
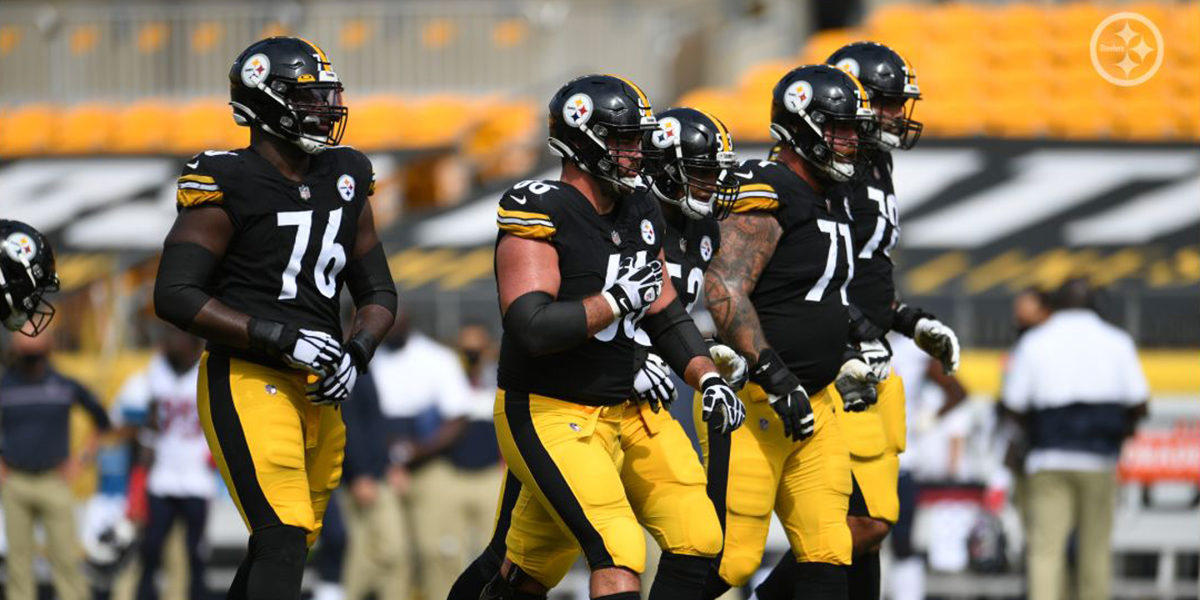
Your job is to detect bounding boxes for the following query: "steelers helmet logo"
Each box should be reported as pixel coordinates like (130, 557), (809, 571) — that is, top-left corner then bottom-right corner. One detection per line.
(563, 93), (594, 128)
(651, 117), (682, 149)
(3, 232), (37, 263)
(640, 219), (656, 245)
(835, 58), (860, 78)
(241, 53), (271, 87)
(783, 80), (814, 114)
(337, 174), (356, 201)
(699, 235), (713, 262)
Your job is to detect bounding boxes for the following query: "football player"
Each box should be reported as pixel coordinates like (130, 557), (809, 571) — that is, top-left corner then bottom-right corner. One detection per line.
(484, 74), (744, 600)
(0, 219), (59, 337)
(449, 106), (747, 600)
(753, 42), (962, 600)
(700, 64), (879, 600)
(152, 37), (396, 600)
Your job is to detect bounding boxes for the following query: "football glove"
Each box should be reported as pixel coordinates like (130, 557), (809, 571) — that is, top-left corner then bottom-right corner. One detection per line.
(602, 257), (663, 317)
(709, 343), (748, 391)
(699, 374), (745, 435)
(307, 352), (357, 406)
(248, 318), (342, 376)
(915, 318), (960, 375)
(858, 338), (892, 382)
(750, 348), (814, 441)
(835, 357), (878, 412)
(634, 352), (676, 413)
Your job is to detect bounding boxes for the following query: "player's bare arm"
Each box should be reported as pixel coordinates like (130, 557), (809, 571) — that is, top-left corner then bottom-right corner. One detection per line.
(343, 200), (397, 365)
(704, 211), (782, 364)
(155, 205), (253, 348)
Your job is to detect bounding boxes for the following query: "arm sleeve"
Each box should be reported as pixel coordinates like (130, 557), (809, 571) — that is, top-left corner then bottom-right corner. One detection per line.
(154, 242), (220, 331)
(1001, 340), (1034, 414)
(645, 297), (709, 376)
(503, 292), (589, 356)
(73, 380), (112, 431)
(345, 242), (397, 314)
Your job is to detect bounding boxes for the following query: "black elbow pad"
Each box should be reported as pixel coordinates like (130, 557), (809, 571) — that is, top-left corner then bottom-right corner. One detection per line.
(503, 291), (588, 356)
(346, 243), (398, 316)
(644, 298), (708, 375)
(154, 243), (218, 330)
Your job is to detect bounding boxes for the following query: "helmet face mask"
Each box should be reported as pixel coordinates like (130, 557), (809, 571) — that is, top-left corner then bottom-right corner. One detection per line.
(770, 65), (878, 183)
(548, 75), (659, 196)
(873, 94), (922, 151)
(827, 41), (923, 151)
(0, 220), (59, 337)
(646, 108), (739, 220)
(230, 37), (349, 154)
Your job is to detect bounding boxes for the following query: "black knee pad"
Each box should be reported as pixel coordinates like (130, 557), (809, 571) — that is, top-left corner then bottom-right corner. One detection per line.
(245, 525), (308, 600)
(791, 562), (846, 600)
(846, 551), (880, 600)
(649, 552), (712, 600)
(481, 564), (546, 600)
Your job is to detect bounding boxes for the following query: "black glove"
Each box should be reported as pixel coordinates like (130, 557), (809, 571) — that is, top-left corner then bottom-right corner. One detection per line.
(602, 257), (664, 317)
(700, 374), (745, 434)
(750, 348), (814, 441)
(248, 318), (342, 376)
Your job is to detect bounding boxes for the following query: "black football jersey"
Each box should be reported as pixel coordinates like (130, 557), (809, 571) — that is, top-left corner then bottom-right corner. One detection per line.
(175, 147), (375, 362)
(838, 152), (898, 331)
(495, 180), (666, 406)
(662, 212), (721, 314)
(730, 159), (853, 393)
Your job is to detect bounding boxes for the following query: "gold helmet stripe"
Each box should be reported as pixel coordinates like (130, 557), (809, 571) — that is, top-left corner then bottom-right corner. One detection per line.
(295, 37), (331, 71)
(693, 108), (733, 153)
(604, 73), (653, 119)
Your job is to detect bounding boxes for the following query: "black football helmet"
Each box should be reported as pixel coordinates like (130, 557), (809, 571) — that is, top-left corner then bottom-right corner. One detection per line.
(770, 64), (876, 183)
(645, 107), (739, 220)
(547, 74), (659, 195)
(229, 37), (348, 154)
(0, 220), (59, 336)
(827, 41), (922, 150)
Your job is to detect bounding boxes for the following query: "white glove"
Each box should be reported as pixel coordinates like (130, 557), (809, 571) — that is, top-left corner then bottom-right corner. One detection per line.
(634, 353), (676, 412)
(602, 257), (664, 317)
(835, 358), (878, 412)
(307, 352), (357, 406)
(283, 329), (343, 376)
(915, 318), (960, 374)
(709, 343), (748, 391)
(700, 374), (745, 434)
(858, 339), (892, 381)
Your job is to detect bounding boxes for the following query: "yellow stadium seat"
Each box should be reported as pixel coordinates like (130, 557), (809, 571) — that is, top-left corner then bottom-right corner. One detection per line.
(993, 4), (1051, 44)
(737, 60), (795, 99)
(722, 91), (772, 143)
(51, 103), (116, 155)
(799, 29), (863, 65)
(1111, 96), (1177, 141)
(981, 96), (1046, 138)
(112, 101), (174, 154)
(171, 99), (244, 155)
(342, 94), (407, 152)
(919, 98), (981, 138)
(397, 95), (476, 149)
(0, 104), (55, 156)
(1046, 96), (1111, 140)
(465, 99), (539, 180)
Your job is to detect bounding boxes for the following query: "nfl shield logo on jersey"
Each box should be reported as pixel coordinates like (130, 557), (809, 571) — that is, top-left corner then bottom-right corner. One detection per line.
(337, 174), (356, 201)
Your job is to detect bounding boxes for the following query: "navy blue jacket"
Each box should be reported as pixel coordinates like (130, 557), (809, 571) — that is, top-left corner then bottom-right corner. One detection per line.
(0, 367), (111, 472)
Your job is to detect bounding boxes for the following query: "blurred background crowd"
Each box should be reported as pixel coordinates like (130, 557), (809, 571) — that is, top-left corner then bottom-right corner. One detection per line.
(0, 0), (1197, 598)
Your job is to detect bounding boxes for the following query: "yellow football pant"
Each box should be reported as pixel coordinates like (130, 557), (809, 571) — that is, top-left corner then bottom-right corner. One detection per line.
(495, 389), (722, 588)
(834, 372), (905, 523)
(197, 351), (346, 547)
(696, 384), (852, 587)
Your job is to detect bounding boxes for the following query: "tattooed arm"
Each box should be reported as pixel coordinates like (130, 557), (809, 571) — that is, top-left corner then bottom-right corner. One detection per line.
(703, 212), (782, 365)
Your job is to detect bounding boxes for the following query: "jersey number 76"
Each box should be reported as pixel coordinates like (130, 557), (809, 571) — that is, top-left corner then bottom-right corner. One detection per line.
(277, 209), (347, 300)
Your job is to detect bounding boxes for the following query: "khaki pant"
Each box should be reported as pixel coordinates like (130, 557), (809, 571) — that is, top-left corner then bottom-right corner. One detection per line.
(341, 483), (412, 600)
(409, 459), (504, 600)
(1026, 469), (1117, 600)
(1, 468), (89, 600)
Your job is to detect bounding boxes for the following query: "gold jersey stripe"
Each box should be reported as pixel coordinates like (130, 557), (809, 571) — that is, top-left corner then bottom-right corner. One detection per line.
(732, 196), (780, 213)
(498, 222), (556, 240)
(739, 182), (776, 194)
(178, 173), (217, 186)
(177, 187), (224, 208)
(498, 207), (553, 222)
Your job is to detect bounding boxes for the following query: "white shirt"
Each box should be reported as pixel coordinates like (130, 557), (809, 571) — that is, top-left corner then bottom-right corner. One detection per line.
(370, 333), (472, 420)
(1002, 309), (1148, 474)
(115, 354), (216, 498)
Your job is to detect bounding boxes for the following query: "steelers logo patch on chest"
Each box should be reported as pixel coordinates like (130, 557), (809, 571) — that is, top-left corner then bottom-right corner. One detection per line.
(3, 232), (37, 263)
(699, 235), (713, 262)
(337, 174), (356, 201)
(640, 219), (656, 245)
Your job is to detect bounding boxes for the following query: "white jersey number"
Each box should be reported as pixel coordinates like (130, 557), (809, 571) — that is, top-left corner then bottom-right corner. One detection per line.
(277, 209), (347, 300)
(805, 219), (854, 305)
